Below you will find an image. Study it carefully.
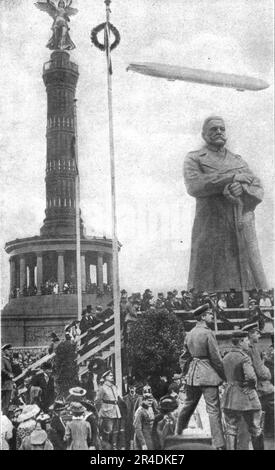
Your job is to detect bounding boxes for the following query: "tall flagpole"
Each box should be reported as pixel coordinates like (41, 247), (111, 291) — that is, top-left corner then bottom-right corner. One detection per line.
(105, 0), (122, 394)
(91, 0), (122, 394)
(73, 99), (82, 323)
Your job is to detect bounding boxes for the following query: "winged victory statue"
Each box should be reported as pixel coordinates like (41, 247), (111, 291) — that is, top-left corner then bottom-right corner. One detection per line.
(35, 0), (78, 51)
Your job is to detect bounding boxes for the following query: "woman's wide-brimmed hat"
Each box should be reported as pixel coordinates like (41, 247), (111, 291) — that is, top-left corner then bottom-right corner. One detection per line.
(159, 396), (178, 412)
(36, 413), (51, 423)
(69, 387), (87, 397)
(80, 400), (97, 413)
(49, 399), (67, 412)
(70, 402), (86, 414)
(17, 404), (41, 423)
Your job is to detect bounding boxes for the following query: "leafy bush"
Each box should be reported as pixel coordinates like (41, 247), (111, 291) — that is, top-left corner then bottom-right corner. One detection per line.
(126, 309), (185, 381)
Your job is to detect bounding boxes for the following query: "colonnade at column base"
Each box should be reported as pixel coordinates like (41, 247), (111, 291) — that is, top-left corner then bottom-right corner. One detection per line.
(3, 234), (121, 347)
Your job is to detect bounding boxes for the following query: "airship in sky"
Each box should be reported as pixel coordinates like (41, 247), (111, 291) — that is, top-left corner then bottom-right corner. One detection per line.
(127, 62), (269, 92)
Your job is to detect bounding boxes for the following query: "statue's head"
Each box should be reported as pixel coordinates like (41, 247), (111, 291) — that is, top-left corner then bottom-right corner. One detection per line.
(202, 116), (227, 149)
(58, 0), (66, 8)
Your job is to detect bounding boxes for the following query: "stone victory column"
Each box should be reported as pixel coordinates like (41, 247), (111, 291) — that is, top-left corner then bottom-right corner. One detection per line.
(2, 0), (117, 346)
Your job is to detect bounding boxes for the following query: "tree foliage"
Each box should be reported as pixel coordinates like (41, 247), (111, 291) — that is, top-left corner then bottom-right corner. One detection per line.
(54, 340), (79, 398)
(126, 309), (185, 381)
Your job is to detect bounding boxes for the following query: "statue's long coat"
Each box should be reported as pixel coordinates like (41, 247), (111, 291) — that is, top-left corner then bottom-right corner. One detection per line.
(184, 146), (267, 292)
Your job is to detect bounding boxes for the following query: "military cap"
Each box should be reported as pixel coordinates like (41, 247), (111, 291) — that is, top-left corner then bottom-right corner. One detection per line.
(231, 330), (248, 339)
(143, 385), (152, 394)
(172, 373), (182, 381)
(193, 303), (211, 317)
(242, 322), (261, 334)
(159, 395), (178, 412)
(143, 392), (153, 400)
(101, 369), (113, 380)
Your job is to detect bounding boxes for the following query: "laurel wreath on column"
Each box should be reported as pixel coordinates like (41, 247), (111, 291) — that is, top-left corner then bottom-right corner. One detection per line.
(90, 22), (121, 51)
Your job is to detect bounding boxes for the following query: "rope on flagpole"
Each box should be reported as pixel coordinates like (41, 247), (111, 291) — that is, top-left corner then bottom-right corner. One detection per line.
(91, 0), (122, 395)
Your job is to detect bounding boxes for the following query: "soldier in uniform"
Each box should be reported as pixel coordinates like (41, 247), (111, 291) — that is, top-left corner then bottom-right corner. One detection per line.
(1, 343), (14, 415)
(243, 322), (274, 438)
(222, 330), (263, 450)
(95, 370), (122, 450)
(177, 304), (225, 449)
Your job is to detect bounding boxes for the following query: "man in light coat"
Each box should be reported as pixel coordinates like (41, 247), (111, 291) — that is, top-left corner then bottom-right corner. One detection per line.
(95, 370), (121, 450)
(222, 330), (263, 450)
(177, 304), (225, 449)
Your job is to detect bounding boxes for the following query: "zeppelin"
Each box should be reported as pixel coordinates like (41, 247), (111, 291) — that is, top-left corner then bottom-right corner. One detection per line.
(127, 62), (269, 92)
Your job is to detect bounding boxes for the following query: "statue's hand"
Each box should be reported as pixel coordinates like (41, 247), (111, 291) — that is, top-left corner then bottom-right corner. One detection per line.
(233, 173), (253, 184)
(229, 182), (243, 197)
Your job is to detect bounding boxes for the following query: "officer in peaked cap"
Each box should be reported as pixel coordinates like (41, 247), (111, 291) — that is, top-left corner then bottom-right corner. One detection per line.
(192, 303), (211, 317)
(222, 328), (264, 450)
(177, 302), (225, 449)
(95, 370), (122, 449)
(242, 322), (261, 334)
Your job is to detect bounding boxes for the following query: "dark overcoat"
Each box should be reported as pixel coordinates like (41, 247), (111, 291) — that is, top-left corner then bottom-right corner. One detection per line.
(1, 354), (14, 391)
(184, 146), (267, 292)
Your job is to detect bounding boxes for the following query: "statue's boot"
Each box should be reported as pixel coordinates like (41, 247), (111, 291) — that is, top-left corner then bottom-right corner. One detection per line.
(251, 434), (265, 450)
(226, 434), (237, 450)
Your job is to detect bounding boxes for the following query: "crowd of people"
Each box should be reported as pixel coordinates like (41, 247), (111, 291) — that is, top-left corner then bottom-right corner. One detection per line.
(1, 337), (188, 451)
(2, 286), (274, 451)
(120, 288), (274, 313)
(2, 299), (274, 451)
(11, 281), (112, 298)
(119, 288), (274, 340)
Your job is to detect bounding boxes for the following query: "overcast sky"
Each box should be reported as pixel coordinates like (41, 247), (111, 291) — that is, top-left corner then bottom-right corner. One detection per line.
(0, 0), (273, 305)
